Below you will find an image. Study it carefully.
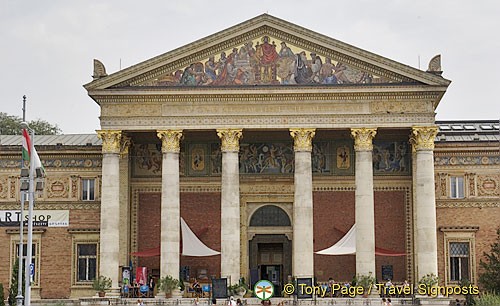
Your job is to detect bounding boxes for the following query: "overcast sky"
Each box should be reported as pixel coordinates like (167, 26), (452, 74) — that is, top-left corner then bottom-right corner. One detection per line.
(1, 1), (499, 134)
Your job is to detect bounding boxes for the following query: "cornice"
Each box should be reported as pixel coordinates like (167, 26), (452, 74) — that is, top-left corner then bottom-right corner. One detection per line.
(100, 113), (435, 130)
(90, 88), (445, 104)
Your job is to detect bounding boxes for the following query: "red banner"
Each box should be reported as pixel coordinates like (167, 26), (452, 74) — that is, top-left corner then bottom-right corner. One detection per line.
(136, 267), (147, 285)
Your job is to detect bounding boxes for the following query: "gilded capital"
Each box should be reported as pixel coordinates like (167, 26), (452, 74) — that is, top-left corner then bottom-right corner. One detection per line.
(410, 126), (438, 151)
(217, 129), (243, 152)
(350, 128), (377, 151)
(97, 130), (122, 153)
(157, 130), (183, 153)
(289, 128), (316, 152)
(120, 136), (132, 158)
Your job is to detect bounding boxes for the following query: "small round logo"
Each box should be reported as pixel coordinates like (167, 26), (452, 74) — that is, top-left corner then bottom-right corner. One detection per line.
(254, 280), (274, 300)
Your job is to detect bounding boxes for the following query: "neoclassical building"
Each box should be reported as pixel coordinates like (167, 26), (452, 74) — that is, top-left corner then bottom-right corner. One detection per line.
(0, 14), (499, 299)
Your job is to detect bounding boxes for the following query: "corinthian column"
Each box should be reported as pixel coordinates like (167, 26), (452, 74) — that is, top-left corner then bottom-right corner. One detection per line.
(411, 126), (439, 279)
(217, 129), (242, 285)
(119, 136), (131, 268)
(157, 130), (183, 280)
(350, 128), (377, 276)
(290, 128), (316, 278)
(97, 130), (122, 292)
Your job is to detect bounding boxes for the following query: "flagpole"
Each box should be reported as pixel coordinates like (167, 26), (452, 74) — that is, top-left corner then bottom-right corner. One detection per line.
(21, 122), (35, 306)
(16, 95), (27, 306)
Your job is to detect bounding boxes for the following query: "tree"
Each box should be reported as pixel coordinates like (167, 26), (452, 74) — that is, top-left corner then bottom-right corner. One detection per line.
(479, 228), (500, 294)
(0, 282), (5, 306)
(8, 258), (23, 306)
(0, 112), (61, 135)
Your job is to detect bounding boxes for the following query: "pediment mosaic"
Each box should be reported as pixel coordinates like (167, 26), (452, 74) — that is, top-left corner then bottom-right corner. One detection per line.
(138, 35), (393, 87)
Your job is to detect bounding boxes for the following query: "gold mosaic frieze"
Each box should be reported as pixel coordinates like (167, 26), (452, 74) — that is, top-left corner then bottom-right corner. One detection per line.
(350, 128), (377, 151)
(96, 130), (122, 153)
(289, 128), (316, 152)
(217, 129), (243, 152)
(157, 130), (183, 153)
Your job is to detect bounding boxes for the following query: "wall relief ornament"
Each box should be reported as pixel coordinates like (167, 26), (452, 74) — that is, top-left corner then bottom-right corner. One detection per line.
(47, 177), (69, 199)
(156, 130), (183, 153)
(350, 128), (377, 151)
(97, 130), (122, 153)
(120, 136), (132, 158)
(0, 178), (7, 199)
(217, 129), (243, 152)
(289, 128), (316, 152)
(478, 175), (499, 196)
(410, 126), (438, 151)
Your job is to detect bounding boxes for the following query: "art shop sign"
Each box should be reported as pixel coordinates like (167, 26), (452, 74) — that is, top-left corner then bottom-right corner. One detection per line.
(0, 210), (69, 227)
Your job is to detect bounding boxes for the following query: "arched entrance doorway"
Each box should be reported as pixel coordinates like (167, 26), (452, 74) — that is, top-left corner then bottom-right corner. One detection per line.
(248, 205), (292, 296)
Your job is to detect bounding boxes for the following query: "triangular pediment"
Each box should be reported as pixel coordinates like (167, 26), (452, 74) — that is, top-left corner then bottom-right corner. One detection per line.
(84, 14), (450, 90)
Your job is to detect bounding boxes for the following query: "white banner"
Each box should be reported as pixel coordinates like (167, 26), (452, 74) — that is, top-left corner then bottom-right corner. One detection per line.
(0, 210), (69, 227)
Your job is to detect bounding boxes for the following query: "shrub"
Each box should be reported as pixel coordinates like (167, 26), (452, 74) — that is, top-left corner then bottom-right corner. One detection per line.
(474, 293), (500, 306)
(0, 283), (5, 306)
(92, 275), (112, 293)
(479, 228), (500, 294)
(158, 275), (178, 294)
(8, 258), (23, 306)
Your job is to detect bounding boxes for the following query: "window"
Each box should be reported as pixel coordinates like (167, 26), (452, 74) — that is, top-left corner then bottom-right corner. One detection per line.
(450, 176), (464, 199)
(250, 205), (291, 227)
(450, 242), (470, 281)
(13, 242), (39, 284)
(77, 244), (97, 282)
(82, 179), (95, 201)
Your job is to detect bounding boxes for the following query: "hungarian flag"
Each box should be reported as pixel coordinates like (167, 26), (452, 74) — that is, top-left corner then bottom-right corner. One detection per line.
(22, 129), (45, 175)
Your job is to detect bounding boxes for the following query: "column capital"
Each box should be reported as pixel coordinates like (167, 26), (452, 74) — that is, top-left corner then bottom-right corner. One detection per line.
(289, 128), (316, 152)
(97, 130), (122, 153)
(120, 136), (132, 158)
(157, 130), (183, 153)
(217, 129), (242, 152)
(350, 128), (377, 151)
(410, 126), (438, 151)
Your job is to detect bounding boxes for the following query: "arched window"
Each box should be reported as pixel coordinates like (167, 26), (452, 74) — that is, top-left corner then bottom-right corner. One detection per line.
(249, 205), (291, 227)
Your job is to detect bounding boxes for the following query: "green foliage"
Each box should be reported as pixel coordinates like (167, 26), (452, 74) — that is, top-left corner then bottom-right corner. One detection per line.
(8, 258), (23, 306)
(158, 275), (178, 294)
(0, 282), (5, 306)
(177, 279), (185, 291)
(479, 228), (500, 294)
(0, 112), (61, 135)
(459, 278), (475, 306)
(473, 294), (500, 306)
(418, 273), (440, 288)
(92, 275), (111, 293)
(355, 272), (375, 290)
(229, 278), (251, 296)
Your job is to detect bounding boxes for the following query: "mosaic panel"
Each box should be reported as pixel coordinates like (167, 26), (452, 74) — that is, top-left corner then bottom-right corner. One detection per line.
(332, 140), (354, 176)
(372, 141), (411, 175)
(239, 143), (294, 174)
(434, 156), (500, 166)
(139, 36), (391, 87)
(0, 158), (102, 169)
(131, 143), (162, 177)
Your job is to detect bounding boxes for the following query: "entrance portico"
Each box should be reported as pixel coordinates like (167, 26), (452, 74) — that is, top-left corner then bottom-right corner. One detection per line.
(84, 14), (450, 289)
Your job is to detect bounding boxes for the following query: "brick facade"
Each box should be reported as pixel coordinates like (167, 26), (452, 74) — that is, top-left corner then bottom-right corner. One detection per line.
(137, 192), (221, 280)
(313, 190), (407, 282)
